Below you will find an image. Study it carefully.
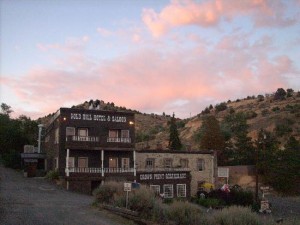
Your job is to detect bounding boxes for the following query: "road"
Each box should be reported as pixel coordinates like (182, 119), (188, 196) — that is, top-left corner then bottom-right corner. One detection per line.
(0, 165), (136, 225)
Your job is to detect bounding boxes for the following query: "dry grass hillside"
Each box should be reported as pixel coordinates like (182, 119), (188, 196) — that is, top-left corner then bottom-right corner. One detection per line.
(135, 91), (300, 150)
(39, 90), (300, 151)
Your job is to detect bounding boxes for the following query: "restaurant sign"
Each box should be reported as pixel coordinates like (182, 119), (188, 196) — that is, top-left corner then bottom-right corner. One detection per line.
(139, 173), (187, 181)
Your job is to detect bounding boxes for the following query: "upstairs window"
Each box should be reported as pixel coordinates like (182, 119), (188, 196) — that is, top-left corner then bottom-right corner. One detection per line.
(146, 158), (155, 169)
(78, 128), (88, 137)
(164, 158), (173, 168)
(197, 159), (205, 171)
(109, 130), (118, 138)
(121, 130), (129, 138)
(180, 159), (189, 168)
(66, 127), (75, 136)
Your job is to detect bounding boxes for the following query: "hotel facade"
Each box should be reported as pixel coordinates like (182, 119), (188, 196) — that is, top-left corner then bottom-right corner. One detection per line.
(43, 107), (217, 197)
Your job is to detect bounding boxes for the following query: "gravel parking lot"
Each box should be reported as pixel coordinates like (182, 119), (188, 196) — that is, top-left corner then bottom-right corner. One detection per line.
(0, 165), (136, 225)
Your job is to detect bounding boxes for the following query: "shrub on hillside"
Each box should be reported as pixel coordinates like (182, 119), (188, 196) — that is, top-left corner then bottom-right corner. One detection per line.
(215, 102), (227, 112)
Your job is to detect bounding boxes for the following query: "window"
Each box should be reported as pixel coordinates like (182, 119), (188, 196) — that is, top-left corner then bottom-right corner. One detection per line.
(109, 130), (118, 138)
(54, 128), (59, 144)
(121, 130), (129, 138)
(197, 159), (205, 171)
(66, 157), (75, 168)
(163, 184), (173, 198)
(150, 185), (160, 195)
(180, 159), (188, 168)
(121, 158), (130, 169)
(109, 157), (118, 169)
(78, 157), (88, 168)
(164, 158), (173, 168)
(145, 158), (155, 169)
(78, 128), (88, 137)
(177, 184), (186, 197)
(66, 127), (75, 136)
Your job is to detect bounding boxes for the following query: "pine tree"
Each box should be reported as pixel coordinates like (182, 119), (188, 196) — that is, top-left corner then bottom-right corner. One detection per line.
(198, 115), (226, 164)
(169, 113), (182, 150)
(199, 115), (225, 150)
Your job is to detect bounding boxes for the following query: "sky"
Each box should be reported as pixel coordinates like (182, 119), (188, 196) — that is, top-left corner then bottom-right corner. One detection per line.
(1, 0), (300, 119)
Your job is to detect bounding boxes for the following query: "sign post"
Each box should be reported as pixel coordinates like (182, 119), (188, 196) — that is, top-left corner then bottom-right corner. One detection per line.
(124, 182), (132, 209)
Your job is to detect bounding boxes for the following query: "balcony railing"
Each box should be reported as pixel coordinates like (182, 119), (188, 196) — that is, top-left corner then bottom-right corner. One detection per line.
(137, 167), (191, 172)
(67, 136), (99, 142)
(67, 167), (189, 174)
(68, 167), (134, 173)
(107, 137), (131, 143)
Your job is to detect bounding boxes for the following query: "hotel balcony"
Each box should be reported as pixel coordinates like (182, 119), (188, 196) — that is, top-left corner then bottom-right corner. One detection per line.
(65, 135), (100, 149)
(107, 137), (131, 143)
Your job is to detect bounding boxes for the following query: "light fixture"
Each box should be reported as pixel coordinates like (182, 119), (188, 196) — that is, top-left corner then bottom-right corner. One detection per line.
(129, 121), (134, 125)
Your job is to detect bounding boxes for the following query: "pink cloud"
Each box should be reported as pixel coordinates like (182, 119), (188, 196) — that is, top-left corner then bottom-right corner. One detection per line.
(142, 0), (297, 37)
(2, 32), (298, 119)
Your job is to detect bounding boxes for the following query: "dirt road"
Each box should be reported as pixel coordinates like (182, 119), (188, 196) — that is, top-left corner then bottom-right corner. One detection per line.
(0, 166), (136, 225)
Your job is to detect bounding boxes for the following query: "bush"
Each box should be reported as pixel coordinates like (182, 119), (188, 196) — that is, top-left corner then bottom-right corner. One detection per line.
(261, 109), (270, 116)
(127, 186), (157, 218)
(93, 181), (123, 204)
(215, 102), (227, 112)
(45, 170), (59, 180)
(167, 201), (206, 225)
(1, 149), (21, 169)
(209, 206), (261, 225)
(272, 106), (280, 112)
(196, 198), (224, 208)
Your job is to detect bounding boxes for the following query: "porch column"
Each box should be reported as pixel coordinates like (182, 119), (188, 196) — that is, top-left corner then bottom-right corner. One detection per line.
(101, 150), (104, 177)
(65, 149), (69, 177)
(133, 150), (136, 182)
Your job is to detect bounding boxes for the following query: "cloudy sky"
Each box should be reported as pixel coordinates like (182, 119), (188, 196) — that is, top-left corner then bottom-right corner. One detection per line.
(1, 0), (300, 119)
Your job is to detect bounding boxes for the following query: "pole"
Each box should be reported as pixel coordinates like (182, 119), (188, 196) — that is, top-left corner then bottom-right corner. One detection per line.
(101, 150), (104, 177)
(126, 191), (129, 209)
(255, 145), (259, 203)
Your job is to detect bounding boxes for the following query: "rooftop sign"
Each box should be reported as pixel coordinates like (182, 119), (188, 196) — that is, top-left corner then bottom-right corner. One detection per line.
(70, 113), (127, 123)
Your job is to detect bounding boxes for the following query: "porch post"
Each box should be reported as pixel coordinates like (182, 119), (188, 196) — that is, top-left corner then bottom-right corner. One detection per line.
(65, 149), (69, 177)
(133, 150), (136, 182)
(101, 150), (104, 177)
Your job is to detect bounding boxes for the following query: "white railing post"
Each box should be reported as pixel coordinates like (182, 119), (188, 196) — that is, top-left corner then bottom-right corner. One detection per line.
(101, 150), (104, 177)
(65, 149), (70, 177)
(133, 150), (136, 181)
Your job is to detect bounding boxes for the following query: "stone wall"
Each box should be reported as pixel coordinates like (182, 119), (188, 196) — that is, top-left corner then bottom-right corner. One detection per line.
(136, 150), (216, 196)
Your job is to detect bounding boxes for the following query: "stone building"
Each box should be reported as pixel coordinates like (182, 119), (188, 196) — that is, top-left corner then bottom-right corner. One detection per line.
(136, 150), (217, 197)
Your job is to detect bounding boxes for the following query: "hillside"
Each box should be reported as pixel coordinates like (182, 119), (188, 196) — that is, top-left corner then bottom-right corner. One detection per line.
(135, 90), (300, 150)
(39, 89), (300, 151)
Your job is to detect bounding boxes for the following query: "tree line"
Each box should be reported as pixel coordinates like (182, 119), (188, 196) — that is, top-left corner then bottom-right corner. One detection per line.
(0, 103), (38, 168)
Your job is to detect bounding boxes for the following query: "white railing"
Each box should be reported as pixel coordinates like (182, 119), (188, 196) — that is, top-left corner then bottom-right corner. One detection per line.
(137, 167), (191, 172)
(68, 167), (134, 173)
(69, 136), (99, 142)
(107, 137), (131, 143)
